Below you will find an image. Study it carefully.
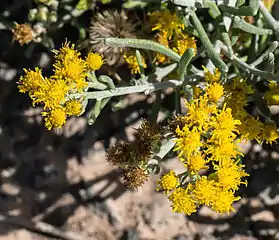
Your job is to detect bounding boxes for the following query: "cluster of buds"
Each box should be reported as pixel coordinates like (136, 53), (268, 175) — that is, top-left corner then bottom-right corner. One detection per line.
(28, 0), (59, 24)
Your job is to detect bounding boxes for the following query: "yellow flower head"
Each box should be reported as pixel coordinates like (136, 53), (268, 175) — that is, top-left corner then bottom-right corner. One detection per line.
(265, 81), (279, 105)
(31, 79), (69, 109)
(168, 186), (197, 215)
(193, 86), (202, 99)
(205, 138), (240, 162)
(149, 10), (184, 39)
(18, 67), (44, 93)
(64, 100), (82, 116)
(210, 188), (240, 214)
(157, 170), (179, 193)
(211, 107), (241, 142)
(216, 159), (249, 191)
(225, 77), (254, 97)
(154, 32), (170, 63)
(53, 42), (80, 62)
(174, 126), (202, 160)
(53, 56), (87, 91)
(259, 122), (279, 144)
(206, 82), (224, 103)
(123, 51), (147, 75)
(203, 67), (221, 83)
(186, 153), (208, 174)
(53, 42), (88, 92)
(173, 34), (197, 56)
(193, 176), (217, 206)
(12, 23), (33, 45)
(237, 115), (263, 141)
(42, 107), (67, 130)
(86, 52), (104, 71)
(185, 96), (217, 130)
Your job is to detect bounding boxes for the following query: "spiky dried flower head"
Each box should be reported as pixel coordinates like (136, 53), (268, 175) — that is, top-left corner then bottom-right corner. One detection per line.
(12, 23), (34, 45)
(106, 142), (132, 167)
(122, 167), (149, 190)
(135, 120), (161, 144)
(89, 10), (139, 66)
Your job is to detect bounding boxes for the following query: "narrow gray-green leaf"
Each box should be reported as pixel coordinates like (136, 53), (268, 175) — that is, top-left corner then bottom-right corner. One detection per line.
(105, 38), (180, 62)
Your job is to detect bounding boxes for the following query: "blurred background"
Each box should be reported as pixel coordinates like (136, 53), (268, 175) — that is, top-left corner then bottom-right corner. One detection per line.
(0, 0), (279, 239)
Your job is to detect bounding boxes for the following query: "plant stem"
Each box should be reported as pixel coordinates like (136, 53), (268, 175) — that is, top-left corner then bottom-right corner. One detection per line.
(105, 38), (180, 62)
(72, 80), (182, 100)
(259, 1), (279, 39)
(220, 44), (279, 81)
(189, 9), (228, 73)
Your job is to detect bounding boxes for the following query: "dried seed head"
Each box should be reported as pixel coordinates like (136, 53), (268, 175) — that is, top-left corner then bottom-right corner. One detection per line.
(89, 10), (139, 66)
(107, 141), (150, 168)
(122, 167), (149, 190)
(106, 142), (132, 167)
(168, 115), (186, 134)
(129, 141), (152, 165)
(12, 23), (34, 45)
(135, 119), (161, 143)
(132, 120), (162, 159)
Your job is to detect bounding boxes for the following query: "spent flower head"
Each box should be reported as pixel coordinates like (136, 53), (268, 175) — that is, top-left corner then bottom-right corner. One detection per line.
(90, 10), (140, 66)
(122, 167), (149, 190)
(12, 23), (34, 45)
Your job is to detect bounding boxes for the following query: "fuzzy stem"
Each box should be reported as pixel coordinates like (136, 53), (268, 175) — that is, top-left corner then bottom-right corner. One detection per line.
(105, 38), (180, 62)
(219, 0), (259, 16)
(179, 48), (196, 81)
(250, 41), (278, 67)
(189, 9), (228, 73)
(233, 16), (272, 35)
(76, 80), (182, 100)
(259, 1), (279, 38)
(221, 44), (279, 81)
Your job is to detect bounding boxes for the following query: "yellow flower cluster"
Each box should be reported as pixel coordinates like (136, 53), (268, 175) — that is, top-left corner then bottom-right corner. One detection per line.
(157, 71), (250, 215)
(123, 9), (196, 73)
(123, 51), (147, 75)
(149, 10), (184, 39)
(224, 77), (279, 143)
(18, 42), (104, 130)
(149, 9), (197, 64)
(264, 81), (279, 105)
